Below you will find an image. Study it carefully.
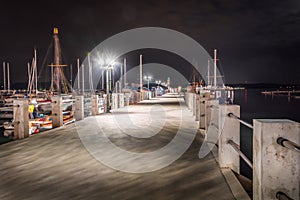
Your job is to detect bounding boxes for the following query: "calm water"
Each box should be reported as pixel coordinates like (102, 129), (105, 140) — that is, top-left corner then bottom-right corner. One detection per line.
(235, 89), (300, 179)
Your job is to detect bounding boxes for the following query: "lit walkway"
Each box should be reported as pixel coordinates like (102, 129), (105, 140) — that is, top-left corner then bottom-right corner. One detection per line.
(0, 94), (235, 200)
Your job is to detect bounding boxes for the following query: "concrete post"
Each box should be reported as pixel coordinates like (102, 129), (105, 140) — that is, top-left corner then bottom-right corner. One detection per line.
(186, 93), (191, 110)
(218, 105), (240, 174)
(13, 100), (29, 139)
(124, 93), (130, 106)
(140, 91), (143, 101)
(92, 95), (99, 115)
(189, 93), (193, 111)
(111, 93), (118, 110)
(192, 93), (196, 116)
(253, 119), (300, 200)
(185, 93), (189, 109)
(199, 98), (206, 129)
(51, 96), (63, 128)
(119, 93), (124, 108)
(195, 96), (200, 121)
(104, 94), (110, 113)
(188, 93), (193, 110)
(205, 100), (219, 132)
(74, 96), (84, 121)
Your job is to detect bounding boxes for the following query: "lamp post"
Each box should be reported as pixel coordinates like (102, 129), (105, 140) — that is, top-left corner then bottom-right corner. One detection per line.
(97, 53), (118, 112)
(144, 75), (152, 99)
(144, 75), (152, 90)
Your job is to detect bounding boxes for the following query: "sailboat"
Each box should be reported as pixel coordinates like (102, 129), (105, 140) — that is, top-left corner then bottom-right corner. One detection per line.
(197, 49), (234, 104)
(2, 27), (75, 134)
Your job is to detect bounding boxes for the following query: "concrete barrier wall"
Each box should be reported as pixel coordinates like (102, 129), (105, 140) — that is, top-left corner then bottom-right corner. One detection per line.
(187, 95), (299, 199)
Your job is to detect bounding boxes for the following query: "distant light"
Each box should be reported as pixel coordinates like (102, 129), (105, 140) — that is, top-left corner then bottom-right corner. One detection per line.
(53, 27), (59, 35)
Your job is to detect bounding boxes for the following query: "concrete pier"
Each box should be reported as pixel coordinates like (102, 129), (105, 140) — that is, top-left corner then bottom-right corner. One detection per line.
(0, 95), (236, 200)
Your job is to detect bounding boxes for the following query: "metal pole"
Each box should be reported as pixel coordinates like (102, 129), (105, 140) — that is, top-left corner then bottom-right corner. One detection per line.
(277, 137), (300, 153)
(276, 191), (293, 200)
(228, 140), (253, 169)
(228, 113), (253, 129)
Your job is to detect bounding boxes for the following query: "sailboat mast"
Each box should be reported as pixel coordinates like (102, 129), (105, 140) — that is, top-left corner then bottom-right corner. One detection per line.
(213, 49), (217, 88)
(124, 58), (126, 88)
(70, 64), (73, 92)
(77, 58), (80, 92)
(82, 64), (84, 95)
(88, 53), (94, 94)
(7, 63), (10, 92)
(120, 60), (123, 91)
(27, 62), (31, 92)
(140, 54), (142, 92)
(207, 60), (210, 86)
(50, 64), (54, 92)
(53, 27), (61, 94)
(3, 62), (6, 91)
(34, 48), (38, 94)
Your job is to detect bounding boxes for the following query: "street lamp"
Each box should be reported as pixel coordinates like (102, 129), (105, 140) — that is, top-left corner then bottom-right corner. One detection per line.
(97, 55), (117, 94)
(144, 75), (152, 90)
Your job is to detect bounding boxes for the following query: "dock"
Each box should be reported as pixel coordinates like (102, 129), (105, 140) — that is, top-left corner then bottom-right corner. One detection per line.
(0, 95), (239, 200)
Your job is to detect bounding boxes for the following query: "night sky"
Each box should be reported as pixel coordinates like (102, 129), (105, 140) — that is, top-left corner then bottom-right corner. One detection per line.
(0, 0), (299, 86)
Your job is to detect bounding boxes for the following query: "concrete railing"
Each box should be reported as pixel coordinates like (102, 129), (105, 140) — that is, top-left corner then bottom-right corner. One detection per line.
(12, 92), (133, 139)
(184, 92), (300, 200)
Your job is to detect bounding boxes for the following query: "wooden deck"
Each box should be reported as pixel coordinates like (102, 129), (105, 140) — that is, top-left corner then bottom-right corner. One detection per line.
(0, 95), (236, 200)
